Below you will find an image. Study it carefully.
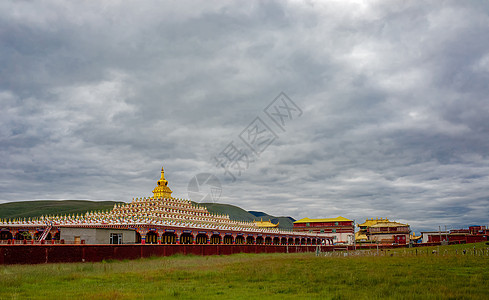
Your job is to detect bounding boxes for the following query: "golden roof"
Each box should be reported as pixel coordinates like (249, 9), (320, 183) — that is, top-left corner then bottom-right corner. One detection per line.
(410, 232), (421, 241)
(369, 221), (409, 228)
(254, 219), (279, 228)
(355, 232), (368, 240)
(357, 218), (391, 227)
(294, 216), (352, 224)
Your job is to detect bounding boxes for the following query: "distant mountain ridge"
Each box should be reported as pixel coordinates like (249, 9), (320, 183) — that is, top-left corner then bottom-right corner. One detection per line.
(247, 210), (296, 229)
(248, 211), (269, 218)
(197, 204), (296, 229)
(0, 200), (296, 229)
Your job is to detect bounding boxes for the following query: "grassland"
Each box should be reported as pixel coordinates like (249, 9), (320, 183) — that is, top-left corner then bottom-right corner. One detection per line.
(1, 243), (488, 299)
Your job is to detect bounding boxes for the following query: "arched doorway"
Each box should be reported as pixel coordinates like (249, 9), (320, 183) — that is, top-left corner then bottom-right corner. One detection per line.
(0, 231), (12, 240)
(273, 237), (280, 245)
(295, 238), (300, 245)
(180, 233), (194, 244)
(300, 238), (306, 245)
(146, 231), (159, 244)
(235, 235), (245, 244)
(34, 231), (42, 240)
(195, 233), (208, 244)
(223, 235), (234, 244)
(162, 232), (176, 244)
(312, 239), (317, 245)
(281, 237), (287, 245)
(16, 231), (32, 240)
(288, 238), (294, 245)
(256, 236), (264, 245)
(136, 231), (142, 244)
(307, 238), (311, 245)
(246, 236), (255, 244)
(210, 234), (221, 244)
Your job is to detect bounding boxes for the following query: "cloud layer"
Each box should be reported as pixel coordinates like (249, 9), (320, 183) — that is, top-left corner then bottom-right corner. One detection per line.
(1, 1), (489, 232)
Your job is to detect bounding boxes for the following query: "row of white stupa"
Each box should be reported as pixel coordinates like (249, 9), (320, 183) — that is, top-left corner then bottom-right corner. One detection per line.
(0, 196), (301, 234)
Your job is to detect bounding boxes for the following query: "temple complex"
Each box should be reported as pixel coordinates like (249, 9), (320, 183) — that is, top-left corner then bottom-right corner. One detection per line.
(356, 218), (411, 244)
(0, 166), (333, 246)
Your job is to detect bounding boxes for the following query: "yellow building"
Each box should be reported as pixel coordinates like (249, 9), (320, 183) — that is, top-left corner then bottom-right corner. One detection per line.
(356, 218), (411, 244)
(356, 218), (392, 242)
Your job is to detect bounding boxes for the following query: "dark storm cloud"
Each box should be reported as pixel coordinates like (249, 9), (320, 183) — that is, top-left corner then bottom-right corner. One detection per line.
(1, 1), (488, 232)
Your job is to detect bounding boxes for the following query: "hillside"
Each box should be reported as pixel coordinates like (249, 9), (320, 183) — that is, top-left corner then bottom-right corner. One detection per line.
(194, 202), (258, 222)
(0, 200), (123, 219)
(197, 204), (295, 229)
(248, 211), (296, 229)
(0, 200), (296, 229)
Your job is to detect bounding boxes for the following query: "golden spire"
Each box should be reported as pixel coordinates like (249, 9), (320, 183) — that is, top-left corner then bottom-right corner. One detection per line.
(157, 166), (169, 187)
(152, 165), (173, 199)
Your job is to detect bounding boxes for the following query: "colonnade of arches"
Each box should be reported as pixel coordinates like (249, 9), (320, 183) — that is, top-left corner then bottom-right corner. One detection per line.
(0, 230), (60, 242)
(0, 228), (332, 245)
(140, 230), (328, 245)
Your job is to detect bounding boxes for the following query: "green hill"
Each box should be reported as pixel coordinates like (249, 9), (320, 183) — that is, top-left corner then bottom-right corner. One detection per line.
(0, 200), (295, 229)
(248, 211), (296, 229)
(0, 200), (123, 219)
(196, 203), (295, 229)
(194, 202), (257, 222)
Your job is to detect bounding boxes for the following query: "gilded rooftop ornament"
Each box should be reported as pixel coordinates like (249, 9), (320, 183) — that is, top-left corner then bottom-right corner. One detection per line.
(152, 166), (173, 199)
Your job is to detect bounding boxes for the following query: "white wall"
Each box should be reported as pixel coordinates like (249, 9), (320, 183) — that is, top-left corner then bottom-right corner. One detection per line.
(59, 227), (136, 244)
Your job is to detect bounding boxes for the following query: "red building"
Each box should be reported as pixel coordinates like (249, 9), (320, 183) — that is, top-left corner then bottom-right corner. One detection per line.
(424, 226), (489, 244)
(293, 217), (354, 244)
(364, 221), (410, 244)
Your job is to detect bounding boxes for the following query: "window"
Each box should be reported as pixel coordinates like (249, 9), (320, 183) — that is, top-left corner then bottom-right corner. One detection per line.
(306, 223), (310, 227)
(320, 229), (324, 233)
(332, 229), (336, 233)
(335, 222), (338, 226)
(110, 233), (123, 244)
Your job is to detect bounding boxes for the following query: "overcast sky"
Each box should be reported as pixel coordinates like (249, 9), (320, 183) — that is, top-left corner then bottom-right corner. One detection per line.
(1, 1), (489, 232)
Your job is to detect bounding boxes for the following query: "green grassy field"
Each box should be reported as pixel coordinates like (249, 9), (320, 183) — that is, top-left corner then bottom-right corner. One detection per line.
(1, 242), (488, 299)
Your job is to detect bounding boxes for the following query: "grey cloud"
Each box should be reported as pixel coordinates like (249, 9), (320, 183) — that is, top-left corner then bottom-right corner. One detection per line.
(0, 1), (488, 232)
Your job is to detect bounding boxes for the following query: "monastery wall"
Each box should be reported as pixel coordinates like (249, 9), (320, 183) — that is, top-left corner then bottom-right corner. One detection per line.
(0, 244), (320, 264)
(0, 243), (419, 265)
